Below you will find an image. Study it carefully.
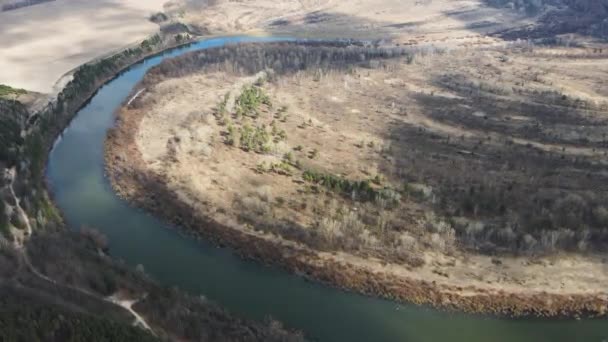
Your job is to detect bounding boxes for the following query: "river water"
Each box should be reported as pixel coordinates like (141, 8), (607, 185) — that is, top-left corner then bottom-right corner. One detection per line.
(46, 36), (607, 342)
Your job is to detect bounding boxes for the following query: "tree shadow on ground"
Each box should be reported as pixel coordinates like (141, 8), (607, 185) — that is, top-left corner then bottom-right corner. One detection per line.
(380, 64), (608, 254)
(454, 0), (608, 39)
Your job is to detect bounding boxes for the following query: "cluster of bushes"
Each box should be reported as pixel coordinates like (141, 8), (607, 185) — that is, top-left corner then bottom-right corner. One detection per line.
(302, 170), (401, 206)
(222, 83), (288, 154)
(235, 85), (271, 118)
(0, 84), (26, 97)
(235, 190), (425, 265)
(229, 124), (271, 153)
(53, 35), (166, 113)
(257, 161), (294, 176)
(140, 35), (162, 52)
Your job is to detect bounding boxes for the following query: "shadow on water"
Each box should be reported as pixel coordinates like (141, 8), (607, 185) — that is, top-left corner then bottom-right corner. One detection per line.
(46, 36), (608, 342)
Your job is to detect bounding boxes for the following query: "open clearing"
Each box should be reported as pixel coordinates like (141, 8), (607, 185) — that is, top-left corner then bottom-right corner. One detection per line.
(0, 0), (165, 94)
(1, 0), (536, 95)
(169, 0), (531, 43)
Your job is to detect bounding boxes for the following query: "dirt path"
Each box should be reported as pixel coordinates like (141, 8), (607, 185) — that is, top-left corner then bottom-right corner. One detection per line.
(4, 167), (32, 248)
(107, 294), (154, 332)
(17, 245), (155, 334)
(3, 165), (155, 333)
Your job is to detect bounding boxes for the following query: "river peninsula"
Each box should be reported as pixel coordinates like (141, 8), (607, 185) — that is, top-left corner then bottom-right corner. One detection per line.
(105, 41), (608, 318)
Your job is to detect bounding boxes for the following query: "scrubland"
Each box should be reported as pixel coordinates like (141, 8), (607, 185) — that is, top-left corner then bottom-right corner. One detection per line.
(106, 42), (608, 316)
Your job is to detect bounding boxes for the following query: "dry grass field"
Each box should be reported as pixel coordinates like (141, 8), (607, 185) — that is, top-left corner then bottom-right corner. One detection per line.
(168, 0), (532, 43)
(107, 42), (608, 306)
(3, 0), (602, 96)
(0, 0), (165, 94)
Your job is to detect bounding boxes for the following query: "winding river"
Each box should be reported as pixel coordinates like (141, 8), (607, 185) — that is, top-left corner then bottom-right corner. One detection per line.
(46, 36), (607, 342)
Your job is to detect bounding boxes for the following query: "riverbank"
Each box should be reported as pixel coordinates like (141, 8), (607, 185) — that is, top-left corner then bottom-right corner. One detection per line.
(26, 33), (200, 234)
(104, 42), (608, 318)
(1, 33), (310, 339)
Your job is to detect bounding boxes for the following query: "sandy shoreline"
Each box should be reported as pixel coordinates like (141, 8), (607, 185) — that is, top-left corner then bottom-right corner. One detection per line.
(104, 76), (608, 318)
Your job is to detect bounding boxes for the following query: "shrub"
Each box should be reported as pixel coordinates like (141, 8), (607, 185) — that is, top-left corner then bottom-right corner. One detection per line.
(256, 162), (267, 173)
(0, 85), (26, 98)
(235, 85), (271, 118)
(149, 12), (168, 23)
(269, 162), (292, 176)
(302, 170), (400, 205)
(309, 148), (319, 159)
(238, 125), (270, 152)
(226, 124), (237, 146)
(283, 152), (294, 164)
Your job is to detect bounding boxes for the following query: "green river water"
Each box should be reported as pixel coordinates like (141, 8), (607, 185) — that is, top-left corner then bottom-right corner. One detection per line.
(46, 36), (608, 342)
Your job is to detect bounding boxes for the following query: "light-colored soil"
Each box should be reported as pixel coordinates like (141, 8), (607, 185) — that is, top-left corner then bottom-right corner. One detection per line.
(106, 45), (608, 315)
(0, 0), (165, 93)
(107, 293), (154, 333)
(0, 0), (551, 96)
(168, 0), (532, 44)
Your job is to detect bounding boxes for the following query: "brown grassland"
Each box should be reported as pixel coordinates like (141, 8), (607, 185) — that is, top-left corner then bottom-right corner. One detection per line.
(106, 41), (608, 317)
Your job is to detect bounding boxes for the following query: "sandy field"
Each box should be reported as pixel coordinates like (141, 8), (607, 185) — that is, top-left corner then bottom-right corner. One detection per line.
(0, 0), (538, 95)
(169, 0), (532, 43)
(0, 0), (165, 94)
